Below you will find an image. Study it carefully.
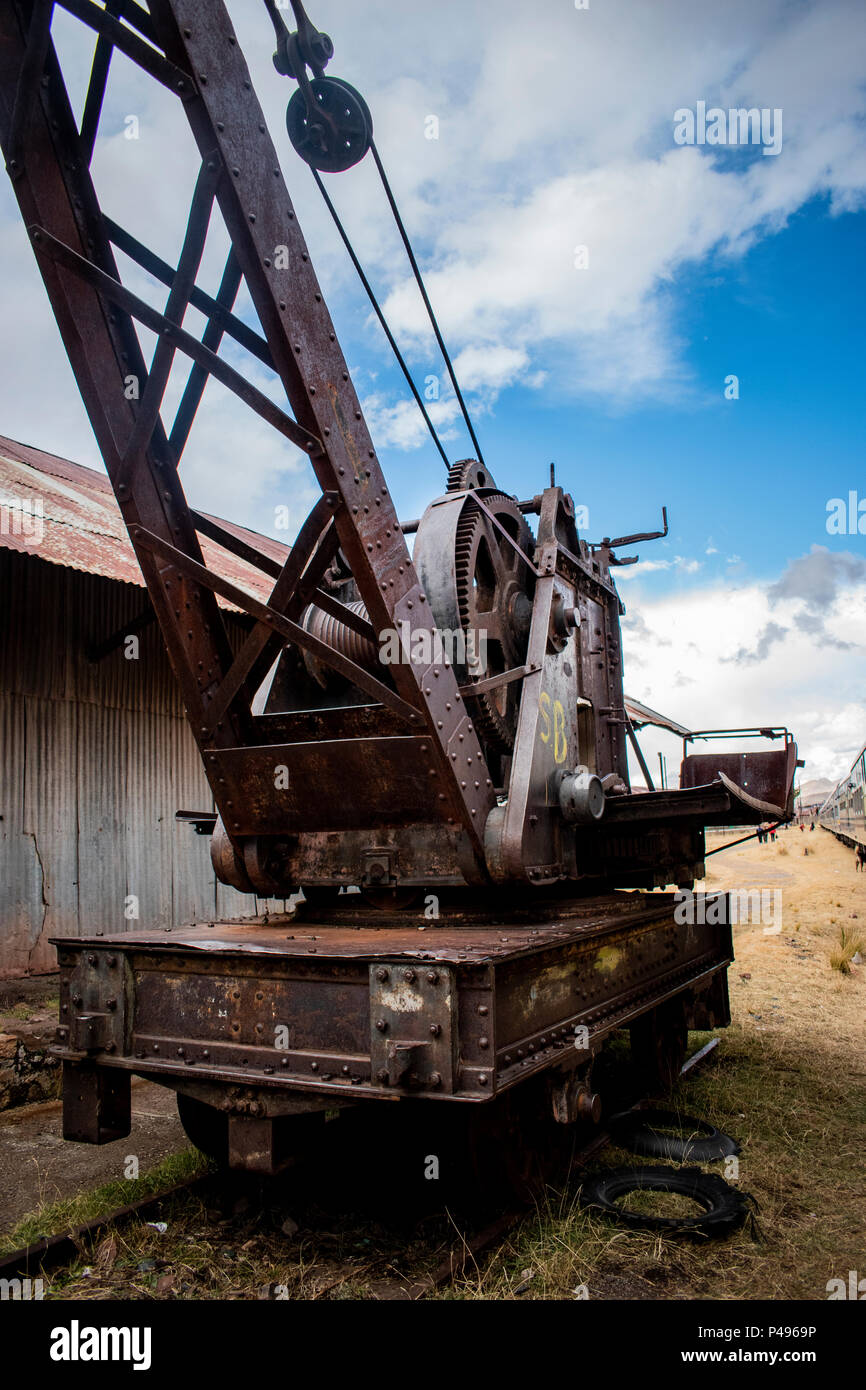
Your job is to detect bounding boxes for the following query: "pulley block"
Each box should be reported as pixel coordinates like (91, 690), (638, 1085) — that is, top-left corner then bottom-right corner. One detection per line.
(286, 76), (373, 172)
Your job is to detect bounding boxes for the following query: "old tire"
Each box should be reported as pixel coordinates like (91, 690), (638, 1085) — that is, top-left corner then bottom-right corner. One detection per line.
(580, 1165), (752, 1235)
(608, 1108), (740, 1163)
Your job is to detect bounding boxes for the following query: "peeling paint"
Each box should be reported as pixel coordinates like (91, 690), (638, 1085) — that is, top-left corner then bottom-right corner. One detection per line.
(594, 944), (625, 974)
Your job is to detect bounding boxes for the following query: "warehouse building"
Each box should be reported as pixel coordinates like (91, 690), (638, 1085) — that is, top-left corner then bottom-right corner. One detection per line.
(0, 434), (289, 978)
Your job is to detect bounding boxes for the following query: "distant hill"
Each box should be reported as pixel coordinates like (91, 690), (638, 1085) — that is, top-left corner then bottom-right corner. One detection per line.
(797, 778), (835, 804)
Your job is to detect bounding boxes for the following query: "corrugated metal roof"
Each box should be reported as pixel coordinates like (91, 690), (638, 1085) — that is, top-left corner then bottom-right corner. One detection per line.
(624, 695), (691, 738)
(0, 434), (289, 610)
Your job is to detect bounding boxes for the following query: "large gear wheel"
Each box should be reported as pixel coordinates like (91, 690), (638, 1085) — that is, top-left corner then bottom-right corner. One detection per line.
(414, 490), (535, 751)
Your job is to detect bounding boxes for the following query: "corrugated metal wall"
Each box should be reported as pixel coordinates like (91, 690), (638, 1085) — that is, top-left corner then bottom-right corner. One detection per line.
(0, 550), (279, 977)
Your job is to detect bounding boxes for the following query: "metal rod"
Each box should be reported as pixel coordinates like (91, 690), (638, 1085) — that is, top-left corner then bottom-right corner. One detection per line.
(118, 154), (221, 487)
(170, 250), (245, 458)
(105, 218), (273, 369)
(400, 493), (543, 534)
(371, 141), (486, 469)
(679, 1037), (719, 1074)
(627, 719), (655, 791)
(79, 0), (122, 165)
(310, 166), (451, 469)
(55, 0), (190, 93)
(705, 822), (783, 856)
(190, 508), (283, 581)
(31, 226), (322, 458)
(129, 524), (422, 727)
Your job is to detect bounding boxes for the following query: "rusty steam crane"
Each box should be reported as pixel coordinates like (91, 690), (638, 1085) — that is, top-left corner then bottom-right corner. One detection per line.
(0, 0), (798, 1179)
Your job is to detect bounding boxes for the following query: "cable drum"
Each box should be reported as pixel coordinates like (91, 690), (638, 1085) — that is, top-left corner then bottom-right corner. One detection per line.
(300, 599), (377, 687)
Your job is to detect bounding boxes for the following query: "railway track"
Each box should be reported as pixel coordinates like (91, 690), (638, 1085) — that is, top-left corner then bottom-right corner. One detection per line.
(0, 1040), (719, 1298)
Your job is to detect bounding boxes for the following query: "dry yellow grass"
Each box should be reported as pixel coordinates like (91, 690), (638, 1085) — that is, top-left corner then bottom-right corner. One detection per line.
(455, 825), (866, 1300)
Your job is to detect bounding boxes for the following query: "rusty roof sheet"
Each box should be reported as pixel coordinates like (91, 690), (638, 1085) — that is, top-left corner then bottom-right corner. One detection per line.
(624, 695), (691, 739)
(0, 434), (289, 610)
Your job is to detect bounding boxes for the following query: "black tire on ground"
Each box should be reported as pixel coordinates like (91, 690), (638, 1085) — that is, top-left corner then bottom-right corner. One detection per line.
(608, 1108), (740, 1162)
(176, 1093), (228, 1166)
(579, 1165), (752, 1235)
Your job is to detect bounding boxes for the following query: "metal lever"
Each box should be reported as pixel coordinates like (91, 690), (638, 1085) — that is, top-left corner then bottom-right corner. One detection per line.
(601, 505), (669, 551)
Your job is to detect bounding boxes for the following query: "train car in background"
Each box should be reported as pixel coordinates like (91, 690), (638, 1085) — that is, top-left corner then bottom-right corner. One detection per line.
(819, 743), (866, 848)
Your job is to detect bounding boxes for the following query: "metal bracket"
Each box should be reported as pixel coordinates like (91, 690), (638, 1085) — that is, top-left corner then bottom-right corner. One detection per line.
(369, 963), (456, 1091)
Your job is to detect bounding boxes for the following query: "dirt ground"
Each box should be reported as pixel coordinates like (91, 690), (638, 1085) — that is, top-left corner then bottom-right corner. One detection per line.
(0, 1080), (185, 1233)
(704, 823), (865, 1071)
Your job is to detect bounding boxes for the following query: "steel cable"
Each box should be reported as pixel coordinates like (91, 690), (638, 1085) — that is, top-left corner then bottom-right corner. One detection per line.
(309, 165), (451, 469)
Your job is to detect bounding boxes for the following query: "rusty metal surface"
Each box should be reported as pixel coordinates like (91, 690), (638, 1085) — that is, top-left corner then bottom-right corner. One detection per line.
(61, 1060), (130, 1144)
(2, 0), (798, 1167)
(0, 548), (277, 978)
(681, 749), (795, 814)
(0, 0), (500, 885)
(60, 891), (677, 960)
(0, 436), (288, 610)
(50, 891), (732, 1126)
(369, 964), (456, 1091)
(0, 0), (799, 908)
(624, 696), (691, 738)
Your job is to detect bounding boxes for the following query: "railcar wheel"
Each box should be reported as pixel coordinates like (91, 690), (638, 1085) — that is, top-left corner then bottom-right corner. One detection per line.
(629, 996), (688, 1095)
(177, 1095), (330, 1173)
(465, 1083), (572, 1204)
(372, 1083), (567, 1211)
(177, 1093), (228, 1167)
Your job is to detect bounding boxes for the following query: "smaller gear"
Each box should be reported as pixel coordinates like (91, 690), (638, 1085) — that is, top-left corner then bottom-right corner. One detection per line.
(446, 458), (495, 493)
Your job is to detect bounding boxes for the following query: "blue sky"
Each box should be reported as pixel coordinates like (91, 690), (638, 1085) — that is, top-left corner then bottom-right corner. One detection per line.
(0, 0), (864, 782)
(367, 195), (866, 578)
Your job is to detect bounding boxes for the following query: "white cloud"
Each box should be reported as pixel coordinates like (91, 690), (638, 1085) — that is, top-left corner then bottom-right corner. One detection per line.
(621, 552), (866, 784)
(0, 0), (864, 520)
(451, 344), (531, 394)
(617, 553), (702, 578)
(360, 390), (461, 452)
(338, 0), (866, 409)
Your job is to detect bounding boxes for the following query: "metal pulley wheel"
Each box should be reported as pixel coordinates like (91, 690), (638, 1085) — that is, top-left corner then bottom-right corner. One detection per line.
(414, 490), (536, 751)
(286, 75), (373, 171)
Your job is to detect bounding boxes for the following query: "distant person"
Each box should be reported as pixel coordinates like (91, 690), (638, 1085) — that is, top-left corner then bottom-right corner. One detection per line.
(770, 827), (777, 842)
(800, 823), (805, 833)
(810, 821), (815, 831)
